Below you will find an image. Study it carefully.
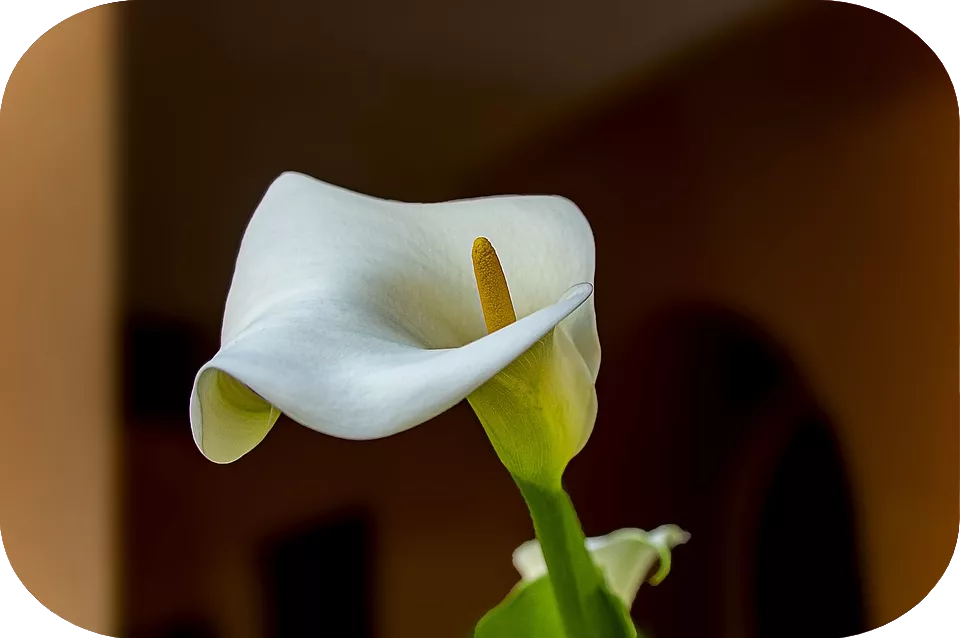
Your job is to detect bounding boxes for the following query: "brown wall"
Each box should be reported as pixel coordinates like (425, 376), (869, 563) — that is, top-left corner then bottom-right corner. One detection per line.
(1, 2), (954, 637)
(121, 4), (958, 636)
(0, 5), (118, 635)
(480, 4), (958, 628)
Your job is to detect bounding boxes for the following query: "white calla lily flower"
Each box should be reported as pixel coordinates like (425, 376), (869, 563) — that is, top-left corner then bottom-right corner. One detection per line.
(190, 172), (600, 481)
(513, 525), (691, 609)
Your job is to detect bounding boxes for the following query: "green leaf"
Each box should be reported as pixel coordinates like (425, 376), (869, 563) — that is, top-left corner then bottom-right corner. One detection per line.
(475, 577), (564, 638)
(475, 576), (638, 638)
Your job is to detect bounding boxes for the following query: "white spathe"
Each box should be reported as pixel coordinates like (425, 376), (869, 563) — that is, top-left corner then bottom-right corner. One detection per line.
(190, 172), (599, 464)
(513, 525), (691, 609)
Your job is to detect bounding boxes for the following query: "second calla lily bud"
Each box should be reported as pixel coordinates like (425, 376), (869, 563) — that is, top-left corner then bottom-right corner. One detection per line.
(513, 525), (692, 609)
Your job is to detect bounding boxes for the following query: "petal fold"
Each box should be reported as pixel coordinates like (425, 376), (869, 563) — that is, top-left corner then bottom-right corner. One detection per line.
(191, 283), (593, 462)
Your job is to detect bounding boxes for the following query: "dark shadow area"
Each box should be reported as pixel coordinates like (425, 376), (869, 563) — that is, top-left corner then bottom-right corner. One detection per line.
(261, 514), (375, 638)
(127, 616), (220, 638)
(755, 420), (865, 638)
(123, 315), (212, 420)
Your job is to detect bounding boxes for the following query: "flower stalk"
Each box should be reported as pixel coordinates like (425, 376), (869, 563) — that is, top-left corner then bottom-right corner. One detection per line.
(516, 478), (637, 638)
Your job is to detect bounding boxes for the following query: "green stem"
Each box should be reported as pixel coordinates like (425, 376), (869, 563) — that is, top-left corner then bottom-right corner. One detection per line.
(516, 478), (624, 638)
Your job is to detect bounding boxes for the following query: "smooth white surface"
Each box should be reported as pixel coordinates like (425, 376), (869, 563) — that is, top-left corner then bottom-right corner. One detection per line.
(513, 525), (691, 608)
(190, 172), (598, 462)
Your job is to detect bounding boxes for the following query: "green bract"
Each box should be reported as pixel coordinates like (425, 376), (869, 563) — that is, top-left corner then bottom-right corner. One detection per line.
(468, 329), (596, 487)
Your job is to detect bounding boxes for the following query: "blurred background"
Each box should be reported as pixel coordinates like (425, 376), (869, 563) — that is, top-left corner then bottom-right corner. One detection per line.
(0, 1), (956, 637)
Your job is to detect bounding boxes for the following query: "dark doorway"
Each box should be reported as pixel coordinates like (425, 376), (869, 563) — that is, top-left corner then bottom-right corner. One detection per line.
(754, 419), (865, 637)
(260, 515), (374, 638)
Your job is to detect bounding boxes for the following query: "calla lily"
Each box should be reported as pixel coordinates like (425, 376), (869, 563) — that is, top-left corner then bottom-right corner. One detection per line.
(513, 525), (691, 609)
(190, 172), (599, 484)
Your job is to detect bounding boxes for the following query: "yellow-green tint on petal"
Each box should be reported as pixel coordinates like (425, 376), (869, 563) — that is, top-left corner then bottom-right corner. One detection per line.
(468, 328), (597, 487)
(195, 368), (281, 463)
(472, 237), (517, 333)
